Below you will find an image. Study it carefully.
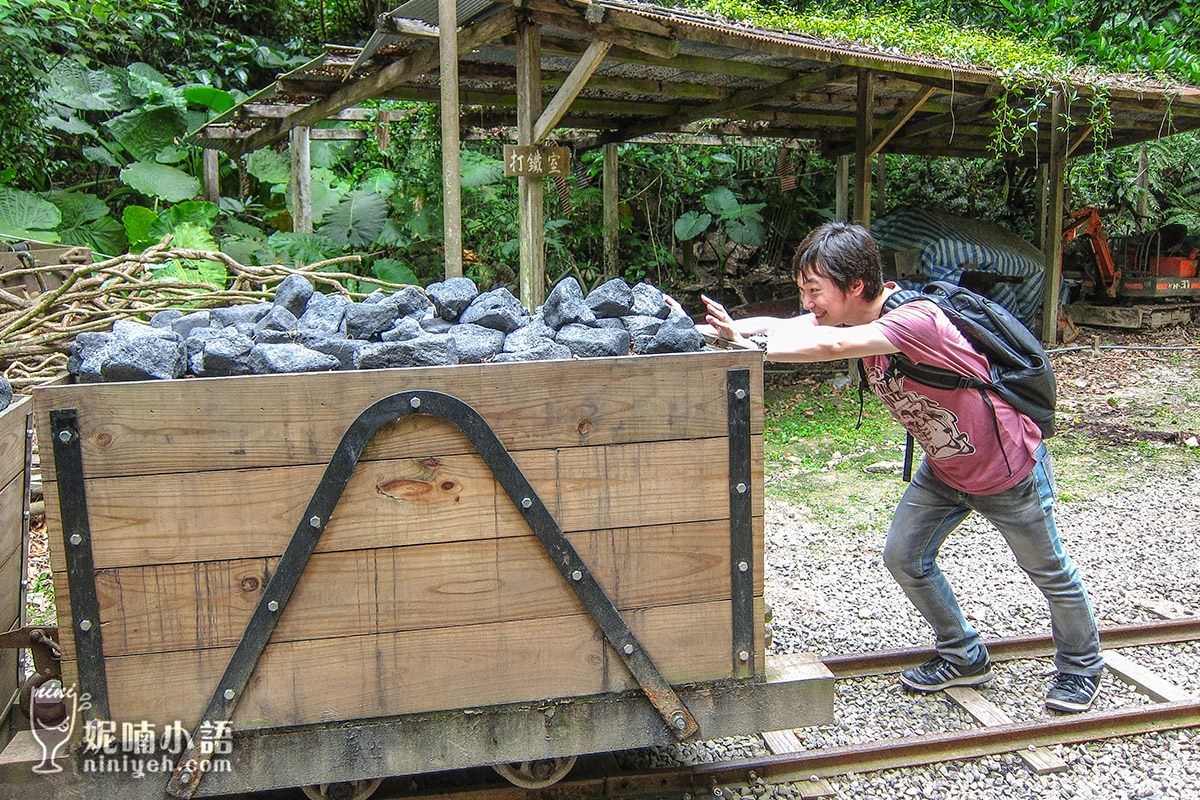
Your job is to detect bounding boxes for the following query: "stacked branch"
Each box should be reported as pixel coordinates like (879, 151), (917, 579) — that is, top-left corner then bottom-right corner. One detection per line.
(0, 237), (412, 389)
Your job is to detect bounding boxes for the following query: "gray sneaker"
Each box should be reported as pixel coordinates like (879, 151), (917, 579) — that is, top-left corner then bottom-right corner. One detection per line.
(1045, 672), (1101, 712)
(900, 652), (993, 692)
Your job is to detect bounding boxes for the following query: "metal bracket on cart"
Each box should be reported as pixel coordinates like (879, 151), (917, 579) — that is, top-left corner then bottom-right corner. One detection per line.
(165, 389), (702, 799)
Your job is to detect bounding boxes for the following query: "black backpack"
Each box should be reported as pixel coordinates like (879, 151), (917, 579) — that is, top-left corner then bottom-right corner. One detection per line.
(863, 281), (1057, 479)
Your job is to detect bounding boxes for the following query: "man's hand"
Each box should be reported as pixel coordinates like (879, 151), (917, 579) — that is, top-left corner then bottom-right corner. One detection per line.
(701, 294), (748, 345)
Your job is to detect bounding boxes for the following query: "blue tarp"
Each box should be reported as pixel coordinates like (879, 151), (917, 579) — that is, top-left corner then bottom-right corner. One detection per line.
(872, 208), (1065, 330)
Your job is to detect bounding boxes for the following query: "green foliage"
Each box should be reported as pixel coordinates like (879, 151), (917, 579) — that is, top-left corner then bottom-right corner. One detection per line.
(119, 162), (202, 204)
(0, 187), (61, 240)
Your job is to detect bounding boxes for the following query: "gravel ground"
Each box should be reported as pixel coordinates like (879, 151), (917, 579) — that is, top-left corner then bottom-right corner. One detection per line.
(625, 340), (1200, 800)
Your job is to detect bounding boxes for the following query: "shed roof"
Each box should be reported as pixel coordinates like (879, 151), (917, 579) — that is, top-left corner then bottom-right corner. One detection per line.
(192, 0), (1200, 159)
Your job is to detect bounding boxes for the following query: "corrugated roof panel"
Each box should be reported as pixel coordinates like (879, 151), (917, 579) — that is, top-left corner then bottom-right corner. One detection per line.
(387, 0), (500, 27)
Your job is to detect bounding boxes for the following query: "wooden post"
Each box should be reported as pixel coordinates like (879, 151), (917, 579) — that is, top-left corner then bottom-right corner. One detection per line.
(439, 0), (463, 278)
(1041, 92), (1068, 345)
(1137, 144), (1149, 231)
(603, 142), (619, 279)
(852, 69), (874, 229)
(289, 126), (313, 234)
(874, 155), (887, 220)
(516, 16), (545, 310)
(1034, 162), (1049, 253)
(835, 155), (849, 222)
(203, 149), (220, 204)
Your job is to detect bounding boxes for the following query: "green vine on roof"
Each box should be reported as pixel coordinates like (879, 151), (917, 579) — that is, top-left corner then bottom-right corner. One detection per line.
(672, 0), (1105, 157)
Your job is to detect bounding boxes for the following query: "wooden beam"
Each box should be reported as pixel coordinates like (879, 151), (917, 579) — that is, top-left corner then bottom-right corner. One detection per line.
(1041, 91), (1067, 345)
(835, 155), (849, 222)
(517, 16), (545, 311)
(1067, 124), (1094, 157)
(533, 39), (612, 144)
(536, 35), (794, 81)
(289, 126), (312, 234)
(894, 96), (996, 141)
(867, 84), (935, 156)
(603, 142), (618, 279)
(440, 0), (463, 279)
(607, 66), (846, 144)
(528, 9), (677, 60)
(231, 6), (516, 155)
(874, 155), (887, 219)
(853, 69), (874, 228)
(202, 149), (219, 203)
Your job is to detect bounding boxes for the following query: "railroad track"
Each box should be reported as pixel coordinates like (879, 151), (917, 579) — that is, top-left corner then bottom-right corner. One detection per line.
(360, 617), (1200, 800)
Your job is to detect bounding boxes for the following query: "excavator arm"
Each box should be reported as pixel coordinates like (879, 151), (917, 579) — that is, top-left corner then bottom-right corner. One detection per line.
(1063, 208), (1121, 297)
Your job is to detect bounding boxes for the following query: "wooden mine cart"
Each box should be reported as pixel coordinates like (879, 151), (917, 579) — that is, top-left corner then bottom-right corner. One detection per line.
(0, 395), (34, 738)
(0, 349), (832, 798)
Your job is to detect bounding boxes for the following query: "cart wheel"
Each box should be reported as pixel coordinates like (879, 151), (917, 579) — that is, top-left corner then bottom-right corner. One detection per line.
(300, 778), (382, 800)
(492, 755), (577, 789)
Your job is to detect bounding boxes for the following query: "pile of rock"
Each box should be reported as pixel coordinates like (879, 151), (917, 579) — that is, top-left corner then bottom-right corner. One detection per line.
(67, 275), (706, 382)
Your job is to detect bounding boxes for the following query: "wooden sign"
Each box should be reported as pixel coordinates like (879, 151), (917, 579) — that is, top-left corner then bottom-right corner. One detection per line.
(503, 145), (570, 178)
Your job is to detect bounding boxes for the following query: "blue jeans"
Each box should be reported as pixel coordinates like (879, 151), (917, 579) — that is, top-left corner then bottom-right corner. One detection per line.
(883, 445), (1104, 676)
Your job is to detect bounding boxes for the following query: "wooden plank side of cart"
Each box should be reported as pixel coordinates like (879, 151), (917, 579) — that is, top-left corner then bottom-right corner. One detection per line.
(0, 396), (31, 733)
(0, 350), (833, 795)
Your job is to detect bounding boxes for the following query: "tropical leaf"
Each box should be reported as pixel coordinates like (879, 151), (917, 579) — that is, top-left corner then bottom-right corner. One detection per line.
(119, 162), (200, 203)
(57, 215), (127, 256)
(318, 190), (387, 247)
(184, 86), (235, 115)
(106, 104), (187, 162)
(246, 148), (290, 187)
(0, 188), (61, 238)
(122, 205), (159, 251)
(149, 201), (219, 241)
(266, 232), (342, 265)
(42, 60), (125, 111)
(726, 217), (765, 247)
(674, 210), (712, 241)
(703, 187), (739, 217)
(44, 113), (99, 138)
(44, 190), (108, 224)
(460, 150), (506, 187)
(151, 223), (227, 287)
(82, 146), (121, 168)
(126, 62), (171, 100)
(155, 144), (189, 164)
(372, 258), (419, 286)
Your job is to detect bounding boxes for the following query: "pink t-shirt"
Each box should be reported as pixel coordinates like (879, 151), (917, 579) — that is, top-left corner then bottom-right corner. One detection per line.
(861, 298), (1042, 495)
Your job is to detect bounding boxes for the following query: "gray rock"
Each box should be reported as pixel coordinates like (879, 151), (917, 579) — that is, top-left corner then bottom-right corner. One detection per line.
(254, 329), (296, 345)
(361, 291), (387, 305)
(503, 320), (557, 353)
(419, 314), (455, 334)
(300, 334), (364, 370)
(68, 332), (112, 377)
(459, 287), (527, 333)
(298, 293), (349, 335)
(248, 343), (340, 374)
(380, 316), (424, 342)
(113, 318), (179, 341)
(185, 327), (221, 375)
(273, 273), (314, 318)
(253, 305), (298, 337)
(622, 314), (665, 340)
(386, 285), (431, 318)
(101, 333), (186, 381)
(449, 323), (505, 363)
(0, 376), (11, 412)
(492, 341), (573, 362)
(594, 317), (626, 330)
(353, 335), (459, 369)
(211, 302), (272, 328)
(344, 302), (399, 341)
(585, 278), (634, 318)
(543, 277), (596, 330)
(640, 317), (704, 354)
(196, 331), (255, 377)
(426, 277), (479, 321)
(632, 282), (671, 319)
(556, 323), (631, 358)
(150, 309), (184, 329)
(171, 311), (211, 338)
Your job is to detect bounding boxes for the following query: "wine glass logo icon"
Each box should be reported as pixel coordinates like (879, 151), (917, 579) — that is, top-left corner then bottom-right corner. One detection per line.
(29, 680), (85, 774)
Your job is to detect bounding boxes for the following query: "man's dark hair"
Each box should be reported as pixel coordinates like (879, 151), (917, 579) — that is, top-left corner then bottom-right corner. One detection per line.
(791, 222), (884, 300)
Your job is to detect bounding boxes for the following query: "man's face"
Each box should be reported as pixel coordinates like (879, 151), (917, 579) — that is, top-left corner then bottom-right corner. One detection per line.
(798, 273), (855, 326)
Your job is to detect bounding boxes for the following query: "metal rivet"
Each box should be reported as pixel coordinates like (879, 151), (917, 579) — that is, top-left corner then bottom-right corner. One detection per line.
(672, 711), (689, 730)
(267, 600), (280, 612)
(79, 619), (92, 632)
(409, 396), (421, 408)
(734, 388), (746, 400)
(22, 510), (30, 520)
(179, 770), (193, 785)
(736, 483), (747, 494)
(69, 534), (82, 546)
(57, 430), (71, 443)
(738, 650), (750, 662)
(622, 644), (634, 655)
(223, 689), (235, 701)
(570, 569), (583, 581)
(738, 560), (749, 572)
(521, 497), (532, 509)
(309, 515), (321, 528)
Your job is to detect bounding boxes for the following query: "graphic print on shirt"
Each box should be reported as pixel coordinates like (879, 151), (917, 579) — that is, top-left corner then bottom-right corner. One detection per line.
(865, 363), (975, 460)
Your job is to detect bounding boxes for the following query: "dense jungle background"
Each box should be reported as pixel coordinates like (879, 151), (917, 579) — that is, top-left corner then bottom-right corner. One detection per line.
(3, 0), (1200, 305)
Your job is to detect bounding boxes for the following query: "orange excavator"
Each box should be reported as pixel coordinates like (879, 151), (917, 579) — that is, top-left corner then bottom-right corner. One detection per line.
(1063, 208), (1200, 301)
